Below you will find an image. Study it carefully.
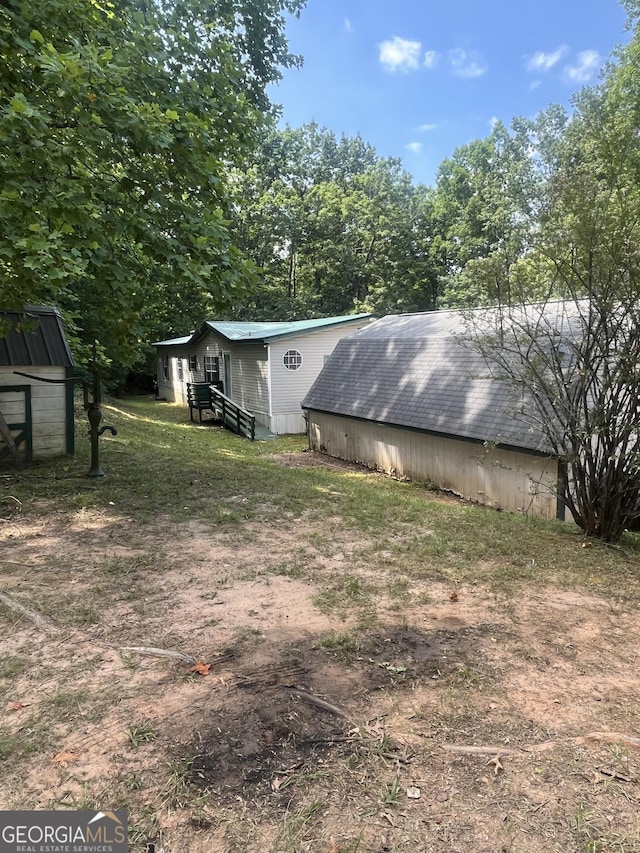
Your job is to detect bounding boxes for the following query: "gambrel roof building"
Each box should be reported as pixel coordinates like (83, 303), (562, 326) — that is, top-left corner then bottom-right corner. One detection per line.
(302, 309), (565, 520)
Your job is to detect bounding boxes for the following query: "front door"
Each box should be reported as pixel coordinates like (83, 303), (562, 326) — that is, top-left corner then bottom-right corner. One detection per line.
(223, 352), (232, 398)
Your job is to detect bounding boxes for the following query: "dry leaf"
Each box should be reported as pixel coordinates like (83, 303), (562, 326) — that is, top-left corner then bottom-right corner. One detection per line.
(406, 786), (421, 799)
(7, 701), (31, 711)
(52, 751), (78, 765)
(582, 542), (592, 548)
(188, 661), (211, 676)
(449, 591), (458, 601)
(271, 776), (283, 792)
(488, 754), (504, 775)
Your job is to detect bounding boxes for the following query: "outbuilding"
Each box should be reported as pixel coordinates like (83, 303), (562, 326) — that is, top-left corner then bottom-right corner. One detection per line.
(0, 306), (75, 462)
(154, 314), (372, 435)
(302, 310), (566, 521)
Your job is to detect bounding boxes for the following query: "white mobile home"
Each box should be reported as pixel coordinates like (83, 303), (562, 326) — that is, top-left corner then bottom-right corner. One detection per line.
(154, 314), (372, 435)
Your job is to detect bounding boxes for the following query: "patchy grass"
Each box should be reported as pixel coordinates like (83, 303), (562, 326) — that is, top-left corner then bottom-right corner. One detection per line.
(1, 396), (640, 851)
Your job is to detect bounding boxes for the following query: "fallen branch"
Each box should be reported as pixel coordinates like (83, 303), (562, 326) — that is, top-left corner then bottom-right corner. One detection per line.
(0, 591), (56, 630)
(581, 732), (640, 750)
(288, 688), (352, 721)
(441, 744), (527, 757)
(102, 643), (197, 665)
(441, 731), (640, 758)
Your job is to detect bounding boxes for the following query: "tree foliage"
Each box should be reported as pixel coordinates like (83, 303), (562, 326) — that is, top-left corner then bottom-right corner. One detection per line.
(230, 122), (443, 319)
(0, 0), (303, 363)
(463, 5), (640, 541)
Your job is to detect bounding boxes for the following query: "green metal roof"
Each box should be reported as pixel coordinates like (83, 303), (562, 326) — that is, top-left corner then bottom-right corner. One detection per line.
(200, 314), (371, 343)
(152, 334), (192, 347)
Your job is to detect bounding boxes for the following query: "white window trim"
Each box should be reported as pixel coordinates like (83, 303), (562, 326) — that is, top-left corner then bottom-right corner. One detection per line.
(283, 349), (303, 371)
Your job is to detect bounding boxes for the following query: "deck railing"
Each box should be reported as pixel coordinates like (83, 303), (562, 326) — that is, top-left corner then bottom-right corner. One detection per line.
(210, 386), (256, 441)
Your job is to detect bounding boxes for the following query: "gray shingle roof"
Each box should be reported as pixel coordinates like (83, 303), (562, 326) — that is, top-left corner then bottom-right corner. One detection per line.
(302, 309), (552, 454)
(0, 306), (75, 367)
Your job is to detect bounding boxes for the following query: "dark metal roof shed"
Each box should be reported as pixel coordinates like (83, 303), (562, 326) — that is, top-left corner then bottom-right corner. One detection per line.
(0, 306), (75, 367)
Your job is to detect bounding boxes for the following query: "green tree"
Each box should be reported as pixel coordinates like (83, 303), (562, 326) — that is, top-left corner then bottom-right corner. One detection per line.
(0, 0), (303, 363)
(434, 120), (541, 308)
(231, 122), (443, 318)
(465, 4), (640, 541)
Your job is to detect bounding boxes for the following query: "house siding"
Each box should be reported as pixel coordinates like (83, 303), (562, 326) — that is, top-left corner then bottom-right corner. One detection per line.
(0, 366), (68, 459)
(155, 317), (371, 435)
(269, 323), (371, 433)
(156, 333), (270, 418)
(307, 410), (560, 520)
(156, 346), (192, 405)
(228, 343), (268, 414)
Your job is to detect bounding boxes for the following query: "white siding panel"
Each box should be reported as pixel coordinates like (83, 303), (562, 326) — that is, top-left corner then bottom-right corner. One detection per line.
(269, 412), (306, 434)
(228, 343), (269, 414)
(265, 321), (370, 433)
(308, 411), (560, 521)
(156, 348), (192, 405)
(270, 323), (369, 417)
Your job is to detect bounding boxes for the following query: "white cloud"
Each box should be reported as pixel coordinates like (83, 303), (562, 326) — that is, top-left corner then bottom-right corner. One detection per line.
(405, 141), (423, 153)
(424, 50), (440, 69)
(447, 48), (487, 78)
(489, 116), (499, 130)
(529, 79), (541, 91)
(418, 122), (439, 132)
(566, 49), (602, 83)
(526, 45), (568, 73)
(379, 36), (422, 72)
(344, 18), (351, 32)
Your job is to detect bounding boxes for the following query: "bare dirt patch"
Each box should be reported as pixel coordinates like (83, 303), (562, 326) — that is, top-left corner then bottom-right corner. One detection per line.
(1, 505), (640, 852)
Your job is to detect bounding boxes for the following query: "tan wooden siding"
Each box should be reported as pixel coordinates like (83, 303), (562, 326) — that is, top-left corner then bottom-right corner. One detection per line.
(0, 366), (68, 458)
(307, 410), (560, 520)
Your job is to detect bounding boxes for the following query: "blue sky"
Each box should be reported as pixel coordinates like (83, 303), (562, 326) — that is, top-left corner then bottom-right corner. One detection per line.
(269, 0), (630, 186)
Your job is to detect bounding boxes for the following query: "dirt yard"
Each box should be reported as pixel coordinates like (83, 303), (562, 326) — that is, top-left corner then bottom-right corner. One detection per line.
(1, 449), (640, 852)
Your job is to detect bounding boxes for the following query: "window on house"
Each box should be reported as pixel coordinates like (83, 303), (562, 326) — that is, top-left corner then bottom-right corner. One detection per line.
(162, 354), (169, 380)
(204, 355), (220, 383)
(283, 349), (303, 371)
(177, 358), (183, 381)
(189, 355), (198, 372)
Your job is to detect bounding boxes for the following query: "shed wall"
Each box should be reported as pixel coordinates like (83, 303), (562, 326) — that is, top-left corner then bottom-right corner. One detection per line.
(307, 410), (560, 520)
(0, 366), (69, 459)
